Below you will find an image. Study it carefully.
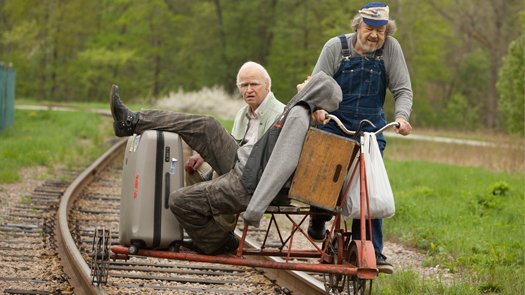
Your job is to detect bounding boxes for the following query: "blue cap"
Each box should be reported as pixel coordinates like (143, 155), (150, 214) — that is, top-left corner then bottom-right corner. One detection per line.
(359, 2), (389, 27)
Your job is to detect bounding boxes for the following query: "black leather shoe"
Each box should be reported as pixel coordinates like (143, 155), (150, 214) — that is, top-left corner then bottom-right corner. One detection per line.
(376, 254), (394, 274)
(110, 84), (139, 137)
(181, 239), (205, 254)
(212, 233), (239, 255)
(307, 219), (327, 242)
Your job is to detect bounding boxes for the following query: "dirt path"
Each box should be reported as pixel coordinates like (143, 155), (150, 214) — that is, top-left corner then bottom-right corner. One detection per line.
(383, 241), (456, 281)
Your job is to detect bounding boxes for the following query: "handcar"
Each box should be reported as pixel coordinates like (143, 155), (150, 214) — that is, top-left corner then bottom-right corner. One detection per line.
(95, 118), (400, 295)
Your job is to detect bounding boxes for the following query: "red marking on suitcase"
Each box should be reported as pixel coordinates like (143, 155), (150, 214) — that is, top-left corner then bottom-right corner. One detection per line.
(134, 174), (139, 199)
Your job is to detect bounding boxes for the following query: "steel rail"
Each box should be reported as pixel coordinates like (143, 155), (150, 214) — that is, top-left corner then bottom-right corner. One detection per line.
(55, 138), (126, 295)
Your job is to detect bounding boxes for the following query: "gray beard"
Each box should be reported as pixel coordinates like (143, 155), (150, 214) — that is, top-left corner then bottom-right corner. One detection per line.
(356, 35), (381, 53)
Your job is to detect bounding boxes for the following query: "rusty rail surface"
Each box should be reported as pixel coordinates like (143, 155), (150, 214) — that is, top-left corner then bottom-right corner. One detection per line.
(55, 139), (126, 295)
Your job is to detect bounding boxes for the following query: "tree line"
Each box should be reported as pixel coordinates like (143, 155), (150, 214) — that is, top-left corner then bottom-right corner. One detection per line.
(0, 0), (523, 135)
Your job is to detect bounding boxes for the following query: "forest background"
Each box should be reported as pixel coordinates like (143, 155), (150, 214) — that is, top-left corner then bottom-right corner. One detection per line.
(0, 0), (523, 135)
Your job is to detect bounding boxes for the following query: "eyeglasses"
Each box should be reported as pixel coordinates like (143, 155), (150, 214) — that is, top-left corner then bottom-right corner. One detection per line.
(238, 81), (262, 90)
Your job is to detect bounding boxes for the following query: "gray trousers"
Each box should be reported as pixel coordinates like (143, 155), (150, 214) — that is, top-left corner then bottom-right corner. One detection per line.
(136, 110), (250, 254)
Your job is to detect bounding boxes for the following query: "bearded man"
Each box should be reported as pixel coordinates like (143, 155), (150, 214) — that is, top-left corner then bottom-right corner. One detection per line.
(307, 1), (414, 274)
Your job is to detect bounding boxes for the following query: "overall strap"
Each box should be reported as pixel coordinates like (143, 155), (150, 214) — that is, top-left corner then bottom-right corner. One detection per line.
(338, 34), (351, 59)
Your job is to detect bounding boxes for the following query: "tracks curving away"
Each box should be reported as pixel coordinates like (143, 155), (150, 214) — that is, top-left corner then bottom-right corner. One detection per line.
(57, 139), (327, 294)
(1, 138), (329, 294)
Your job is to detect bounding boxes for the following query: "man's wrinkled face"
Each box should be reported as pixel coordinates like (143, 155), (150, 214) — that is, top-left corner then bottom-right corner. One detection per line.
(237, 66), (269, 112)
(356, 22), (386, 54)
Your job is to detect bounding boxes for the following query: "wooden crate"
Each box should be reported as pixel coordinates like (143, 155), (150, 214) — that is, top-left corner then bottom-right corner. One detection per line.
(289, 127), (359, 211)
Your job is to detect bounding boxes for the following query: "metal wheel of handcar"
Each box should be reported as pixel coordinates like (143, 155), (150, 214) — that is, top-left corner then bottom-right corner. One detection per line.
(347, 242), (373, 295)
(90, 227), (111, 286)
(323, 232), (350, 294)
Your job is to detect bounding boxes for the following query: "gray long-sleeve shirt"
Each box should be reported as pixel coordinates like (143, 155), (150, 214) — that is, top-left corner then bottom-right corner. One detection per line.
(243, 106), (310, 226)
(312, 33), (413, 120)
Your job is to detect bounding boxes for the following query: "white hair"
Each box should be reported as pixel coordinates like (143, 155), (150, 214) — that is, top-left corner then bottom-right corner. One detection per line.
(236, 61), (272, 90)
(351, 14), (397, 36)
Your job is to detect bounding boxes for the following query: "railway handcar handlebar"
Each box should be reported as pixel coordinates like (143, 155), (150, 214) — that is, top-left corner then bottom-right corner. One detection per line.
(325, 114), (400, 135)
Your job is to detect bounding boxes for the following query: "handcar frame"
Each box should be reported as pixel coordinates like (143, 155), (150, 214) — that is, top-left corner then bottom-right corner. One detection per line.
(108, 118), (400, 294)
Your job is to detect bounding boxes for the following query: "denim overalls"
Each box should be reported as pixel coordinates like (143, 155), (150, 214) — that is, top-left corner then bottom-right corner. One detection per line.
(319, 35), (388, 151)
(318, 34), (388, 256)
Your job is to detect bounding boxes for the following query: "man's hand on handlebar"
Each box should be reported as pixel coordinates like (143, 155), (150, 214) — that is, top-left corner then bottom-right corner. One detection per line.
(395, 117), (412, 135)
(185, 154), (204, 175)
(312, 109), (330, 125)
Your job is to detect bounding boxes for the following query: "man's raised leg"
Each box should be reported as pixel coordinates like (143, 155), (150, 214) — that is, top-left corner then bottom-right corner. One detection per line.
(110, 84), (238, 175)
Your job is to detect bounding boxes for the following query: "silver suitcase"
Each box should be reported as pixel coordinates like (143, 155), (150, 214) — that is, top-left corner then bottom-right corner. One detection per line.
(119, 130), (184, 253)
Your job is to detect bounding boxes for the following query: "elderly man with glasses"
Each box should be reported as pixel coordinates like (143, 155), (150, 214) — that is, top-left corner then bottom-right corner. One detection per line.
(308, 2), (414, 274)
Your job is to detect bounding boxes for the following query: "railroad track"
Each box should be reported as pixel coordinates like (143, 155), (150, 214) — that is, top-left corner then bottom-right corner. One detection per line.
(0, 141), (348, 294)
(0, 138), (334, 294)
(0, 177), (74, 294)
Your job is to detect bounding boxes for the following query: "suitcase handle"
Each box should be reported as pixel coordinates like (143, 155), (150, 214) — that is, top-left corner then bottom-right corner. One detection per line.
(164, 172), (171, 209)
(165, 158), (177, 209)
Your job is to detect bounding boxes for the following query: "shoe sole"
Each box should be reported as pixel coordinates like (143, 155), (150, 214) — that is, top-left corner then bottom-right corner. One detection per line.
(307, 229), (326, 243)
(109, 84), (119, 122)
(307, 231), (326, 242)
(181, 242), (205, 254)
(309, 236), (326, 243)
(377, 265), (394, 274)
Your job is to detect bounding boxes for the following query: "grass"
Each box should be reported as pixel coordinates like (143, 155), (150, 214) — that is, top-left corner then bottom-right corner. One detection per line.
(375, 157), (525, 294)
(377, 270), (477, 294)
(385, 136), (524, 173)
(0, 109), (115, 183)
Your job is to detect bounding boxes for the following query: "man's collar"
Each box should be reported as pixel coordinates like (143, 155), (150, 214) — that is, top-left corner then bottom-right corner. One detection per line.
(246, 108), (258, 119)
(249, 91), (275, 117)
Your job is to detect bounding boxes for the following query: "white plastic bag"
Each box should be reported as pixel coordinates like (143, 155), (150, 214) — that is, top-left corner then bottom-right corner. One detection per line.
(341, 132), (395, 219)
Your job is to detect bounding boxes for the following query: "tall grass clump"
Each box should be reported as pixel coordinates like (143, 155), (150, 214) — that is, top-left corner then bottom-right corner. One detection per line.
(0, 110), (114, 183)
(382, 159), (525, 294)
(377, 270), (477, 294)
